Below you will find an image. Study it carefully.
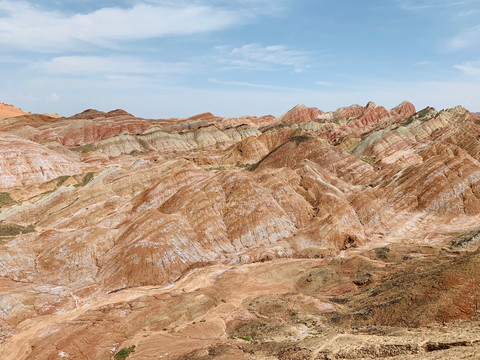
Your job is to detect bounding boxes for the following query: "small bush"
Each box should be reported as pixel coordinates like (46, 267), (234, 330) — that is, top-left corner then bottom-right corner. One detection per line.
(114, 345), (136, 360)
(240, 335), (252, 341)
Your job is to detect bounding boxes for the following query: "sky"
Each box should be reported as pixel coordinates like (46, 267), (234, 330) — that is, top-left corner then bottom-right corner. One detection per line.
(0, 0), (480, 118)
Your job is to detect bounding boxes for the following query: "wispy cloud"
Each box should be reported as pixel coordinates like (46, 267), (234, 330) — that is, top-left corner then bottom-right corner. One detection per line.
(454, 59), (480, 76)
(314, 81), (331, 86)
(40, 55), (191, 75)
(208, 78), (304, 91)
(448, 24), (480, 50)
(0, 1), (252, 51)
(395, 0), (475, 10)
(215, 43), (310, 73)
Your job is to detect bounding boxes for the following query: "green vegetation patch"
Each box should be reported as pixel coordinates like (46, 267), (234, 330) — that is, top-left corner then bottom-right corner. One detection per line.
(0, 222), (35, 242)
(402, 107), (436, 126)
(74, 172), (95, 187)
(55, 175), (71, 187)
(0, 192), (15, 208)
(114, 345), (136, 360)
(71, 143), (96, 153)
(205, 166), (226, 172)
(361, 156), (377, 165)
(136, 137), (150, 150)
(289, 135), (311, 145)
(450, 228), (480, 248)
(374, 247), (390, 260)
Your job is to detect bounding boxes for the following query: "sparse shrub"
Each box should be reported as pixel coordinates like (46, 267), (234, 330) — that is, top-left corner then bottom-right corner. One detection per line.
(114, 345), (136, 360)
(240, 335), (252, 341)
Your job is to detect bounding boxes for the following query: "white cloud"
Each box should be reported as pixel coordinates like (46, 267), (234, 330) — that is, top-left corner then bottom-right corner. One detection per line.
(216, 43), (310, 72)
(0, 1), (247, 51)
(40, 55), (191, 75)
(454, 59), (480, 76)
(448, 24), (480, 50)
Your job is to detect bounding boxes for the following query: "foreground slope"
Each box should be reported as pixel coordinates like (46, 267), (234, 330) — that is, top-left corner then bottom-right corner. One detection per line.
(0, 101), (480, 359)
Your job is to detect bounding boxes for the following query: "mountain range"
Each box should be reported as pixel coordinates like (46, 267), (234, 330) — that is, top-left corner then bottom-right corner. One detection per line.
(1, 100), (480, 359)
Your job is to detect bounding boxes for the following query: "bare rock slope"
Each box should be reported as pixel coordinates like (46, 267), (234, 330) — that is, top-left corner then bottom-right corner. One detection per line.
(1, 101), (480, 359)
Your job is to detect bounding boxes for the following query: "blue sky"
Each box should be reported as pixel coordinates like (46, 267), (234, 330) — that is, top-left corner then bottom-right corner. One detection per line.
(0, 0), (479, 118)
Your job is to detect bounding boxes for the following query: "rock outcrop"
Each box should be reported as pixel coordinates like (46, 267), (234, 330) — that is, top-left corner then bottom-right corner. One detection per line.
(0, 102), (26, 119)
(0, 132), (81, 189)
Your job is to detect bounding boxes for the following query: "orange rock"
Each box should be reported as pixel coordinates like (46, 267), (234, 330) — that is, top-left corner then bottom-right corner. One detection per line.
(0, 102), (26, 119)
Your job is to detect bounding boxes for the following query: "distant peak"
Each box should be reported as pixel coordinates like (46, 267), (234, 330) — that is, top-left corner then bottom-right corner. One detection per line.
(391, 101), (416, 117)
(187, 112), (221, 122)
(69, 109), (106, 119)
(106, 109), (133, 118)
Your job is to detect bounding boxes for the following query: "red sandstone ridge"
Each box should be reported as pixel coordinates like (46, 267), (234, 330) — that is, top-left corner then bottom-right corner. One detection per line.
(391, 100), (416, 117)
(275, 104), (321, 124)
(0, 102), (26, 119)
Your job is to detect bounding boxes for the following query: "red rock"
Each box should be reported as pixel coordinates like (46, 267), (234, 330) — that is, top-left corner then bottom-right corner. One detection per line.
(275, 104), (320, 124)
(391, 100), (416, 117)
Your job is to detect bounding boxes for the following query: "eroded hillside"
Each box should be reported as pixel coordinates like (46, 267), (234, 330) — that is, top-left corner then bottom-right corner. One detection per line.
(1, 101), (480, 359)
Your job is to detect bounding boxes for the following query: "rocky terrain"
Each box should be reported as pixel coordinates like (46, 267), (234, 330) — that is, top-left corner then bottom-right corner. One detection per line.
(1, 100), (480, 359)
